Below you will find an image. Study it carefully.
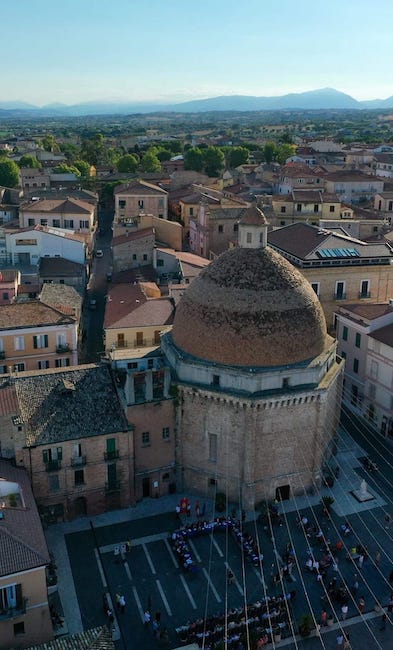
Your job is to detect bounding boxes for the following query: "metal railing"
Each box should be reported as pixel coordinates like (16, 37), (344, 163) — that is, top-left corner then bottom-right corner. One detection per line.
(45, 459), (61, 472)
(334, 293), (347, 301)
(56, 344), (71, 353)
(104, 450), (119, 461)
(0, 598), (27, 621)
(71, 455), (87, 467)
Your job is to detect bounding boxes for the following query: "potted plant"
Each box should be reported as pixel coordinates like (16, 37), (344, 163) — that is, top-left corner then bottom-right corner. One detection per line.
(298, 613), (314, 637)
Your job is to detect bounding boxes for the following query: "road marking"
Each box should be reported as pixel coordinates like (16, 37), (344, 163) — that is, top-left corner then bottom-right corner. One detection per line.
(143, 543), (156, 575)
(252, 566), (266, 589)
(224, 561), (243, 596)
(124, 561), (132, 581)
(164, 539), (179, 568)
(211, 536), (224, 557)
(100, 532), (169, 554)
(274, 549), (284, 566)
(202, 568), (221, 602)
(156, 579), (172, 616)
(189, 539), (201, 563)
(94, 549), (107, 588)
(132, 586), (145, 623)
(179, 574), (197, 609)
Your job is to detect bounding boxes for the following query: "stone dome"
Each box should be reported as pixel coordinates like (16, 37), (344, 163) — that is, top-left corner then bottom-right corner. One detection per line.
(171, 246), (329, 367)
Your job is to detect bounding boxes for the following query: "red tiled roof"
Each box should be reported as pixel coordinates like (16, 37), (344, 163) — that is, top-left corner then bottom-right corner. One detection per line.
(21, 197), (93, 214)
(112, 227), (155, 246)
(0, 301), (75, 330)
(338, 303), (393, 321)
(114, 180), (167, 196)
(104, 283), (173, 329)
(369, 323), (393, 347)
(0, 385), (18, 415)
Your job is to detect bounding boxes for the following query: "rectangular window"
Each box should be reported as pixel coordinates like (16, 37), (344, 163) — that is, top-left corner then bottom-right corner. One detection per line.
(209, 433), (218, 462)
(38, 360), (50, 369)
(14, 621), (25, 636)
(335, 281), (345, 300)
(33, 334), (49, 349)
(353, 358), (359, 373)
(74, 469), (84, 486)
(341, 351), (346, 359)
(28, 218), (35, 226)
(157, 259), (164, 267)
(355, 332), (361, 348)
(0, 583), (21, 612)
(371, 360), (379, 378)
(296, 203), (302, 212)
(55, 358), (70, 367)
(280, 206), (286, 213)
(212, 374), (220, 386)
(64, 219), (74, 229)
(246, 232), (252, 243)
(154, 330), (160, 345)
(313, 204), (319, 213)
(52, 219), (60, 228)
(218, 224), (223, 233)
(14, 362), (25, 372)
(2, 292), (9, 300)
(136, 332), (144, 346)
(48, 474), (60, 491)
(132, 254), (137, 260)
(143, 254), (148, 261)
(189, 207), (193, 216)
(162, 427), (170, 440)
(138, 200), (144, 209)
(14, 336), (25, 351)
(79, 220), (89, 229)
(40, 219), (48, 226)
(329, 205), (335, 213)
(342, 326), (348, 341)
(311, 282), (319, 296)
(233, 223), (238, 232)
(360, 280), (370, 299)
(142, 431), (150, 446)
(119, 200), (126, 209)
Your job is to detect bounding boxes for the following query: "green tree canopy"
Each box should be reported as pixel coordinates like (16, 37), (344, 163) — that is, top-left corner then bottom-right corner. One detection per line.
(73, 160), (91, 177)
(204, 146), (225, 177)
(18, 154), (40, 169)
(275, 143), (296, 164)
(184, 147), (204, 172)
(0, 158), (20, 187)
(60, 142), (80, 162)
(52, 164), (81, 177)
(116, 154), (139, 173)
(156, 148), (172, 162)
(141, 151), (161, 173)
(228, 146), (250, 168)
(41, 135), (59, 152)
(263, 142), (276, 164)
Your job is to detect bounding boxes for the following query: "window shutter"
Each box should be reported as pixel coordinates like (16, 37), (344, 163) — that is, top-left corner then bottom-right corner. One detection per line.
(33, 336), (38, 349)
(44, 335), (48, 347)
(57, 447), (63, 460)
(42, 449), (49, 463)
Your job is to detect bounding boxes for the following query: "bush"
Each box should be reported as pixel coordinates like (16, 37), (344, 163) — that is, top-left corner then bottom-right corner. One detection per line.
(298, 613), (314, 637)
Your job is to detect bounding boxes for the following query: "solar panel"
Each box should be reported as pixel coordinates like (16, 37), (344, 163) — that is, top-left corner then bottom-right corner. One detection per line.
(317, 248), (360, 259)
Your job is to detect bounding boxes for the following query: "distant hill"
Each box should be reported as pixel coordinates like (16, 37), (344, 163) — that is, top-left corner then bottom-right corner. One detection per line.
(1, 88), (393, 116)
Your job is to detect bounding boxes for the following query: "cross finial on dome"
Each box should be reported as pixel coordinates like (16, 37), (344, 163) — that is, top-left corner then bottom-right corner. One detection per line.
(238, 203), (268, 249)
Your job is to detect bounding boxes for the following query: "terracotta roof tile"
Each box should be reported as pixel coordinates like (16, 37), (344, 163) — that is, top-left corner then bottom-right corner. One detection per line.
(112, 227), (155, 246)
(0, 301), (75, 330)
(21, 198), (94, 215)
(0, 384), (18, 415)
(27, 626), (115, 650)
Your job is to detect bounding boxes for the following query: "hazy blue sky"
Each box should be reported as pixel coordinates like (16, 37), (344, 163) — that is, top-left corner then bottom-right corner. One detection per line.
(4, 0), (393, 105)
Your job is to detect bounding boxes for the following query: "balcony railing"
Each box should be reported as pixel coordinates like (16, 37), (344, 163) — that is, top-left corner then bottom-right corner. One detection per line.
(45, 459), (61, 472)
(0, 598), (27, 621)
(359, 291), (371, 299)
(0, 351), (5, 360)
(105, 480), (120, 493)
(334, 293), (347, 301)
(56, 344), (71, 354)
(71, 455), (87, 467)
(104, 449), (119, 461)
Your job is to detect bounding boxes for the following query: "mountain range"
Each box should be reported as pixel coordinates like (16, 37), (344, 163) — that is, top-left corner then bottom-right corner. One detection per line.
(1, 88), (393, 117)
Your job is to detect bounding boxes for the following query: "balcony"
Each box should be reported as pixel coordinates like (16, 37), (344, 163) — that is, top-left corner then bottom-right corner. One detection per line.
(0, 598), (27, 621)
(105, 480), (120, 493)
(334, 293), (347, 301)
(104, 449), (119, 461)
(0, 351), (5, 360)
(71, 455), (87, 467)
(56, 344), (71, 354)
(45, 459), (61, 472)
(359, 291), (371, 299)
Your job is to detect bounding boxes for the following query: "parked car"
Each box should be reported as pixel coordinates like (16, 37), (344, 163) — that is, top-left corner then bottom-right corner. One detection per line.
(88, 298), (97, 310)
(95, 249), (104, 258)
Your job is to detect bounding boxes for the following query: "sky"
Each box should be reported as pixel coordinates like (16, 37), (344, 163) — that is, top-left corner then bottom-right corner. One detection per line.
(3, 0), (393, 106)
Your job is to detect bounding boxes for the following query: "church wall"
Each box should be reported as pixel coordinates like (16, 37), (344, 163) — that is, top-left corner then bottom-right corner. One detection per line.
(176, 361), (342, 508)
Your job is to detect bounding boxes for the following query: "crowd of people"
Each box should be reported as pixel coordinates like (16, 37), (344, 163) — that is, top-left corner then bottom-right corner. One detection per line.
(170, 516), (263, 572)
(175, 594), (295, 648)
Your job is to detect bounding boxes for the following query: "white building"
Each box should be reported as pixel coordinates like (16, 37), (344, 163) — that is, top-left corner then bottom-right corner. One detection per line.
(6, 226), (87, 266)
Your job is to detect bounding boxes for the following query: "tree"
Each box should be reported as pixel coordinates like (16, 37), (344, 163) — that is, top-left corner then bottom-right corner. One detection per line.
(203, 146), (225, 177)
(275, 143), (296, 164)
(263, 142), (276, 164)
(73, 160), (91, 177)
(18, 154), (40, 169)
(184, 147), (204, 172)
(117, 154), (139, 173)
(41, 135), (59, 152)
(52, 164), (81, 177)
(141, 151), (161, 173)
(156, 148), (172, 162)
(0, 158), (20, 187)
(60, 142), (80, 162)
(228, 146), (250, 168)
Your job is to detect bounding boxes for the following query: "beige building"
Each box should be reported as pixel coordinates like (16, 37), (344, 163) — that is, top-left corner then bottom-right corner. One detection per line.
(112, 227), (155, 272)
(271, 190), (341, 227)
(113, 213), (182, 251)
(0, 302), (78, 373)
(13, 364), (133, 521)
(114, 180), (168, 222)
(19, 198), (96, 236)
(268, 223), (393, 329)
(104, 283), (174, 353)
(0, 460), (53, 648)
(323, 171), (384, 204)
(162, 207), (343, 507)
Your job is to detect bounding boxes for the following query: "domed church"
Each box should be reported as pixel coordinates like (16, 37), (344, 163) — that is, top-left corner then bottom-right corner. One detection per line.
(161, 206), (343, 508)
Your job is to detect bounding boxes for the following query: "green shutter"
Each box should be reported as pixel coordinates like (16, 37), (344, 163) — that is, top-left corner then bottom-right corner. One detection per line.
(43, 449), (49, 463)
(44, 334), (48, 348)
(57, 447), (63, 460)
(106, 438), (116, 453)
(33, 336), (38, 349)
(107, 463), (117, 484)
